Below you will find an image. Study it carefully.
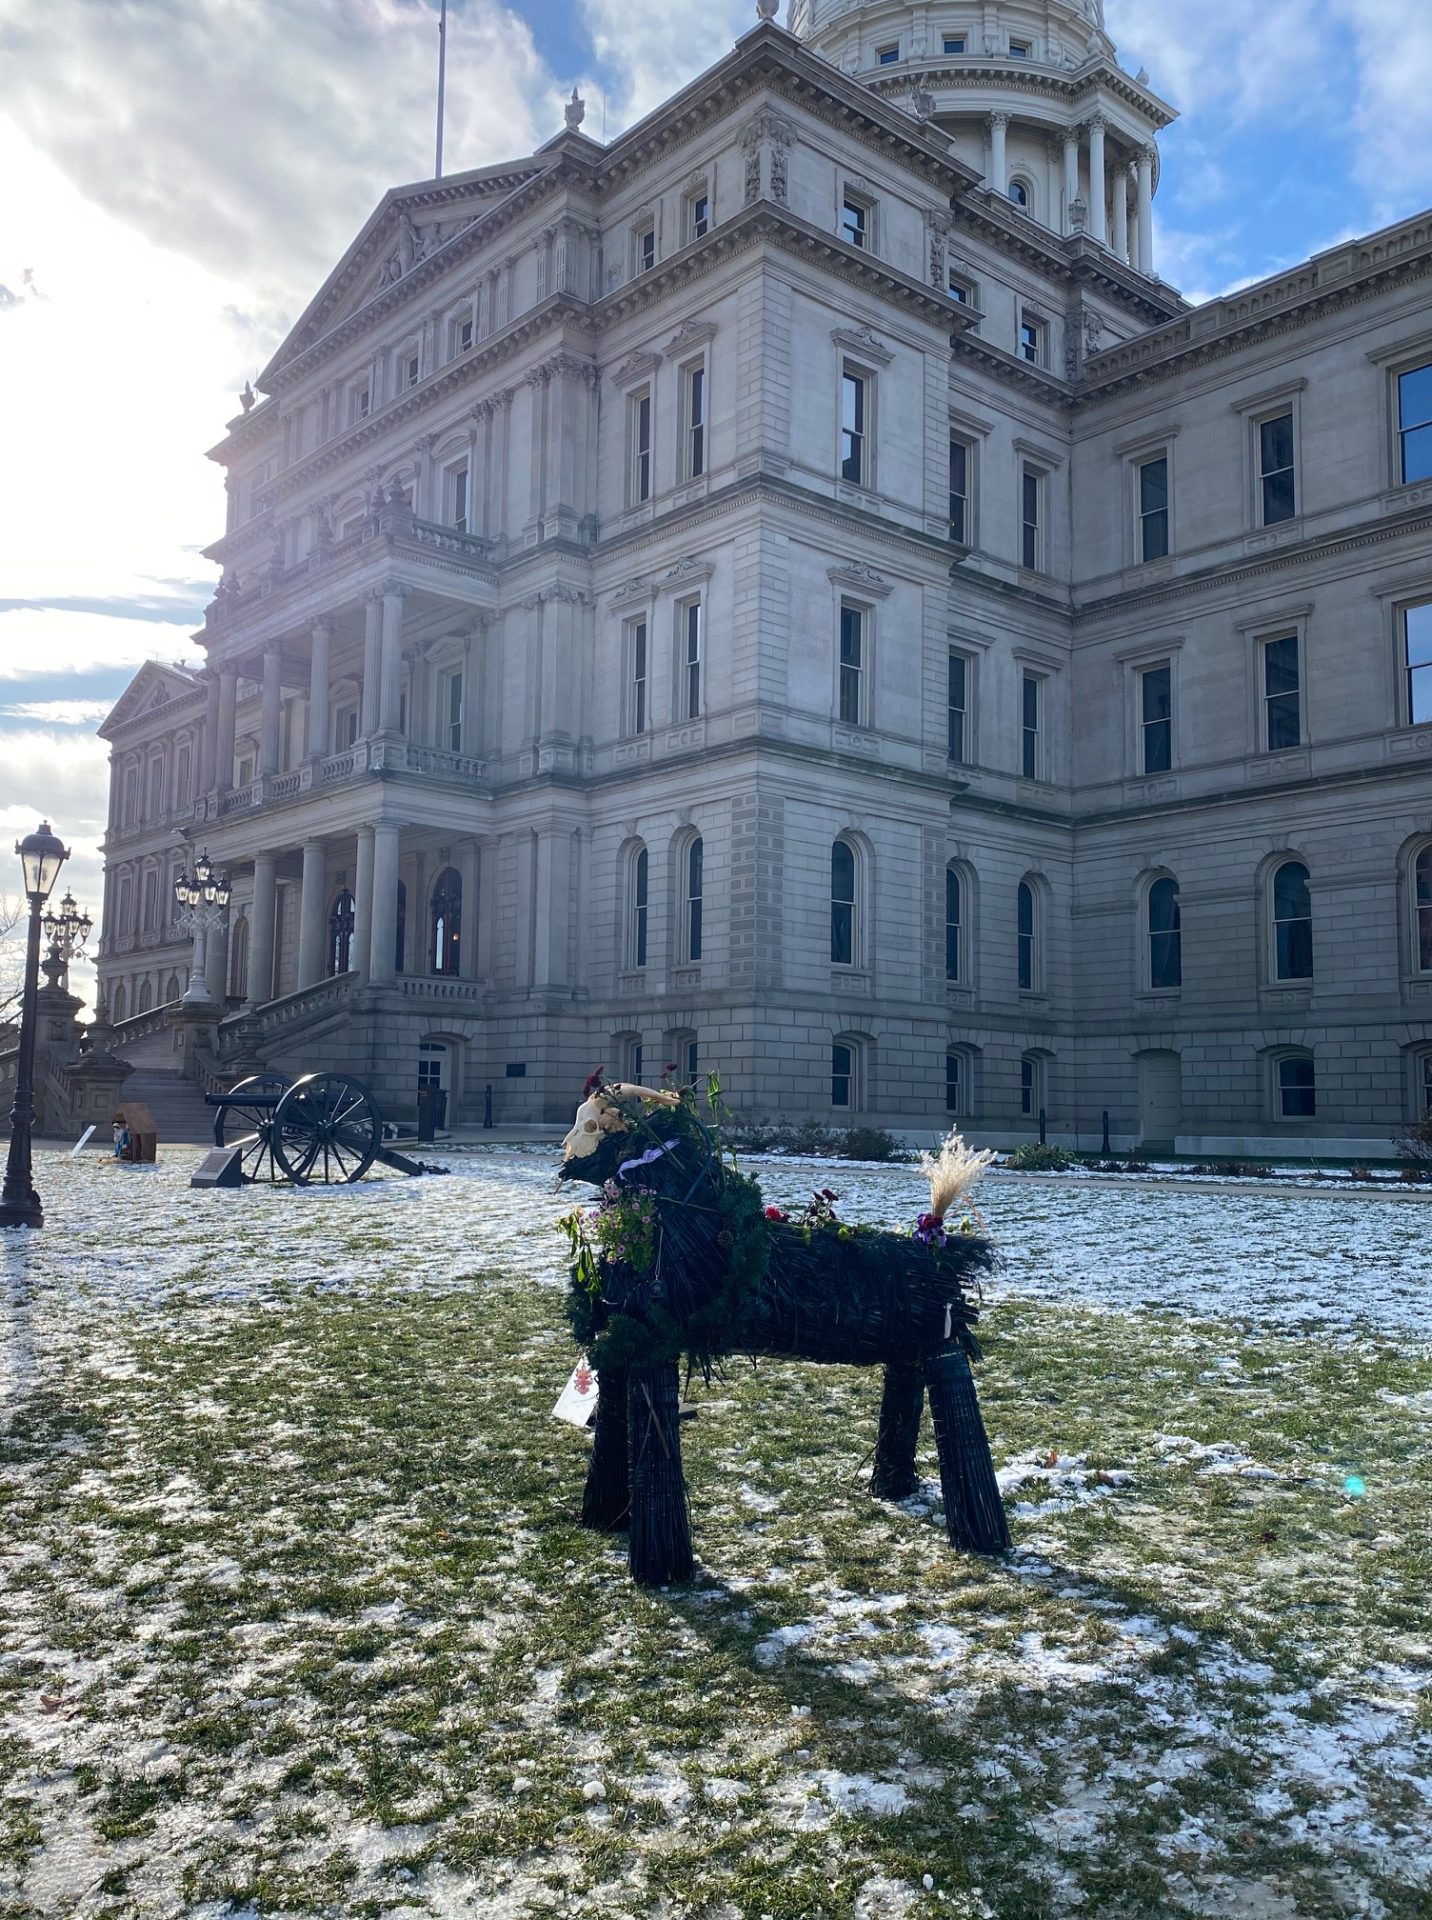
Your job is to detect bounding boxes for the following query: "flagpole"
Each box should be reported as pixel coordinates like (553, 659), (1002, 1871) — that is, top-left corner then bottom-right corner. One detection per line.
(435, 0), (448, 178)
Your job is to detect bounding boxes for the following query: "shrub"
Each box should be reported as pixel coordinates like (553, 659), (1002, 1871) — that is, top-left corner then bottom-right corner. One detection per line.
(1005, 1142), (1075, 1172)
(725, 1119), (908, 1162)
(1393, 1112), (1432, 1168)
(1348, 1164), (1374, 1183)
(833, 1125), (907, 1163)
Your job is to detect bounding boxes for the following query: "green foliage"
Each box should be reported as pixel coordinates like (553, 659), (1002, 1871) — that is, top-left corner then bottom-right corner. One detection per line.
(1005, 1143), (1075, 1172)
(1393, 1111), (1432, 1167)
(725, 1118), (910, 1163)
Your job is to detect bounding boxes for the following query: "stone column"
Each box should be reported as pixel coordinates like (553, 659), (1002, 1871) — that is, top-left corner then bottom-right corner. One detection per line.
(297, 838), (328, 989)
(259, 643), (283, 776)
(307, 621), (332, 759)
(458, 839), (480, 980)
(248, 852), (278, 1005)
(1087, 116), (1107, 244)
(1136, 148), (1155, 275)
(1113, 165), (1130, 262)
(216, 668), (238, 791)
(988, 112), (1008, 194)
(353, 827), (375, 984)
(368, 823), (401, 985)
(378, 584), (407, 735)
(531, 828), (572, 989)
(360, 592), (383, 737)
(200, 671), (221, 793)
(1063, 132), (1080, 233)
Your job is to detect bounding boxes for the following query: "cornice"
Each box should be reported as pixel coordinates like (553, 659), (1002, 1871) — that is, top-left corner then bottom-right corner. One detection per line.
(865, 57), (1177, 133)
(953, 332), (1071, 403)
(1079, 217), (1432, 403)
(1073, 501), (1432, 623)
(947, 197), (1184, 324)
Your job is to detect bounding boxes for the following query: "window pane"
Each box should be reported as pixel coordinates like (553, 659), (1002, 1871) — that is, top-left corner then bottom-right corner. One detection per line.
(832, 1044), (852, 1107)
(1017, 882), (1034, 991)
(1274, 861), (1311, 922)
(1020, 1058), (1034, 1114)
(945, 868), (961, 981)
(1407, 602), (1432, 725)
(1404, 422), (1432, 485)
(1148, 877), (1181, 989)
(1021, 673), (1039, 777)
(1139, 458), (1168, 517)
(1259, 413), (1294, 474)
(1399, 363), (1432, 433)
(1262, 468), (1296, 524)
(1278, 1057), (1316, 1118)
(948, 654), (967, 761)
(1416, 848), (1432, 972)
(945, 1052), (962, 1112)
(831, 842), (855, 965)
(1142, 665), (1172, 773)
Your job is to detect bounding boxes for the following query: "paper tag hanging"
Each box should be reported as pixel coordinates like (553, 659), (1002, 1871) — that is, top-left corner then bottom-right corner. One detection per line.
(553, 1356), (599, 1427)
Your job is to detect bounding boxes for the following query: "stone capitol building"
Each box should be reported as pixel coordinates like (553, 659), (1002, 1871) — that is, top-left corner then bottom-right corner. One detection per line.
(96, 0), (1432, 1153)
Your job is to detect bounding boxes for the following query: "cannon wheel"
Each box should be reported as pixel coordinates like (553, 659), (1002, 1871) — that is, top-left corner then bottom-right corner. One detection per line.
(216, 1073), (292, 1184)
(271, 1073), (381, 1186)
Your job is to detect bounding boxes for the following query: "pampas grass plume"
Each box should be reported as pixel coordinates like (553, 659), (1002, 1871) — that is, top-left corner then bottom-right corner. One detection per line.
(920, 1128), (998, 1223)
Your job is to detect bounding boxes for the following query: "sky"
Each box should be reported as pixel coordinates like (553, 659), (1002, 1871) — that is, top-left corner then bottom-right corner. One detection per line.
(3, 0), (1431, 1012)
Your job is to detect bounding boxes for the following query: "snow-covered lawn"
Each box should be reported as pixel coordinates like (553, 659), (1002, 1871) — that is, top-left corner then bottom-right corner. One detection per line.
(1, 1149), (1429, 1918)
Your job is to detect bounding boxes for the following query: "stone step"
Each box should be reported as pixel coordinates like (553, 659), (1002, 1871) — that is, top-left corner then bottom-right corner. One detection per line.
(119, 1069), (215, 1145)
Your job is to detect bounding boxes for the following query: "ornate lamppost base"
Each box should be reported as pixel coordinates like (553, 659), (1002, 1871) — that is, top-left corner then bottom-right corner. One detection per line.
(0, 1192), (44, 1231)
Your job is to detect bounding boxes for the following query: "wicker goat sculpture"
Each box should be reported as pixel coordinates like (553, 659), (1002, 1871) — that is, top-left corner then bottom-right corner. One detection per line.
(558, 1079), (1010, 1586)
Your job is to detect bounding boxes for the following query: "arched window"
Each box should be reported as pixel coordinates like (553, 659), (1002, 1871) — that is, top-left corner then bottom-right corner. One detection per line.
(685, 837), (704, 963)
(430, 867), (461, 976)
(228, 918), (250, 1001)
(395, 880), (407, 974)
(138, 978), (154, 1015)
(1272, 1050), (1316, 1119)
(1017, 879), (1038, 991)
(141, 868), (158, 931)
(115, 873), (133, 936)
(1272, 860), (1312, 980)
(1148, 876), (1182, 990)
(1008, 178), (1030, 208)
(163, 972), (181, 1004)
(112, 982), (128, 1023)
(831, 839), (857, 966)
(122, 762), (140, 825)
(1414, 845), (1432, 975)
(1020, 1051), (1043, 1118)
(147, 753), (165, 818)
(1422, 1049), (1432, 1117)
(945, 866), (963, 982)
(328, 890), (355, 976)
(626, 848), (649, 969)
(945, 1048), (973, 1115)
(175, 741), (192, 808)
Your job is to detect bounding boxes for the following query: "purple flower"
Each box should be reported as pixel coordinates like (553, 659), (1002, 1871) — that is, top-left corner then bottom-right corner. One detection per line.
(914, 1211), (948, 1246)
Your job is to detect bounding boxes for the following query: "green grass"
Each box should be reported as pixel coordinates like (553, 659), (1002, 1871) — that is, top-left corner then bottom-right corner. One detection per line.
(1, 1251), (1429, 1917)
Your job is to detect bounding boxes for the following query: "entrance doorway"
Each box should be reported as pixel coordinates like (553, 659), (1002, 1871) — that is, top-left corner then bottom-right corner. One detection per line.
(1135, 1049), (1182, 1152)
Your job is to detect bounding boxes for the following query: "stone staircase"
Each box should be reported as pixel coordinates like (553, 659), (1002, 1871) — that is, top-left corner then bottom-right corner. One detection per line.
(119, 1068), (215, 1147)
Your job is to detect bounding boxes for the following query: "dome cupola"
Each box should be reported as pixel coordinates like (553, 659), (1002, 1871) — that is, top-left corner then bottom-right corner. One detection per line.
(789, 0), (1173, 277)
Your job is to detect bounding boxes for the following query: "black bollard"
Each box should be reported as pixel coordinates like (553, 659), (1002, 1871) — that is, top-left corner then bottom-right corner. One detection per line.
(1102, 1108), (1111, 1155)
(1038, 1106), (1047, 1146)
(483, 1082), (493, 1128)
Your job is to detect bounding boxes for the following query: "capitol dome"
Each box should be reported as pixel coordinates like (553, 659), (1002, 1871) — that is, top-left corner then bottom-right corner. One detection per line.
(788, 0), (1171, 276)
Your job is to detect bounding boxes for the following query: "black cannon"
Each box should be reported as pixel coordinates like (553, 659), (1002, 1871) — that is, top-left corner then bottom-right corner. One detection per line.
(205, 1072), (441, 1184)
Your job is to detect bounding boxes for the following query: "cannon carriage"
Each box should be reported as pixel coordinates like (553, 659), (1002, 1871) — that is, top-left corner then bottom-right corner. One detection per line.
(204, 1072), (440, 1185)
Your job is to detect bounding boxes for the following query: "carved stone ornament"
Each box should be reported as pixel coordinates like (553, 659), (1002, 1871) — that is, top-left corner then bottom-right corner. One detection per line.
(611, 350), (661, 388)
(608, 575), (654, 607)
(827, 561), (893, 598)
(831, 324), (895, 367)
(663, 317), (717, 355)
(663, 555), (715, 584)
(565, 87), (585, 131)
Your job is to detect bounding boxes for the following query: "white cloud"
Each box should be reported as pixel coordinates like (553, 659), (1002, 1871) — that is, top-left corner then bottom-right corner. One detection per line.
(579, 0), (748, 130)
(0, 610), (199, 680)
(1332, 0), (1432, 219)
(0, 700), (118, 726)
(1105, 0), (1331, 124)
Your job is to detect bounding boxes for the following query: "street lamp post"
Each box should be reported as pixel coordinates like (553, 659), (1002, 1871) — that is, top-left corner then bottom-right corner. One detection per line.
(0, 821), (70, 1231)
(173, 850), (232, 1008)
(41, 889), (93, 991)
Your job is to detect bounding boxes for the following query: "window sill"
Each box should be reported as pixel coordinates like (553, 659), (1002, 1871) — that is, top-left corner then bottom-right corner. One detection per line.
(831, 967), (872, 996)
(1017, 989), (1048, 1006)
(618, 970), (647, 994)
(945, 984), (975, 1008)
(670, 965), (702, 991)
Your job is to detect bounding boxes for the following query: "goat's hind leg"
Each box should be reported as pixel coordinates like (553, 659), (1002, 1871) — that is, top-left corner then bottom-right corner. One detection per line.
(581, 1364), (630, 1531)
(871, 1360), (924, 1501)
(923, 1345), (1010, 1554)
(626, 1360), (695, 1585)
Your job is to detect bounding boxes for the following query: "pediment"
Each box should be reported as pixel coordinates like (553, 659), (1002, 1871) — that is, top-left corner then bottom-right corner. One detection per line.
(98, 660), (204, 740)
(260, 161), (543, 386)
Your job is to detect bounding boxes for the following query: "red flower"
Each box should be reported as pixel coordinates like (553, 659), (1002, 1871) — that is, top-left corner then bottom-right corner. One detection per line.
(763, 1205), (787, 1222)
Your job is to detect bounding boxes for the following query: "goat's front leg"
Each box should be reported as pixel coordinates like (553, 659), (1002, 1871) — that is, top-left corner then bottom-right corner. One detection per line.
(871, 1361), (924, 1500)
(581, 1363), (630, 1532)
(626, 1359), (694, 1585)
(923, 1344), (1010, 1554)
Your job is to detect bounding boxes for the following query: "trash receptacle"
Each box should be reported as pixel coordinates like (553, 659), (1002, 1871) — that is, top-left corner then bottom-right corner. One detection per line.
(416, 1086), (436, 1143)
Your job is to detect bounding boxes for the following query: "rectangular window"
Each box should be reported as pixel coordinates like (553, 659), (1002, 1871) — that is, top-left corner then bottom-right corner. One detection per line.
(686, 1038), (700, 1087)
(682, 601), (702, 720)
(630, 389), (651, 504)
(1139, 455), (1169, 561)
(444, 671), (463, 751)
(877, 43), (899, 64)
(1021, 467), (1042, 571)
(635, 225), (655, 273)
(948, 274), (969, 304)
(451, 464), (469, 533)
(352, 385), (371, 422)
(630, 619), (648, 734)
(404, 352), (420, 389)
(335, 705), (358, 748)
(458, 315), (474, 352)
(945, 1052), (963, 1113)
(1258, 412), (1296, 524)
(1407, 602), (1432, 724)
(943, 36), (966, 53)
(947, 652), (968, 763)
(838, 604), (864, 725)
(688, 192), (710, 241)
(1140, 664), (1172, 774)
(1263, 634), (1301, 749)
(832, 1043), (854, 1109)
(841, 196), (868, 250)
(1021, 671), (1041, 779)
(1398, 362), (1432, 484)
(684, 362), (706, 479)
(1019, 317), (1042, 364)
(1009, 39), (1031, 57)
(1278, 1056), (1316, 1119)
(1020, 1057), (1035, 1115)
(949, 437), (969, 543)
(631, 1042), (644, 1084)
(841, 368), (868, 485)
